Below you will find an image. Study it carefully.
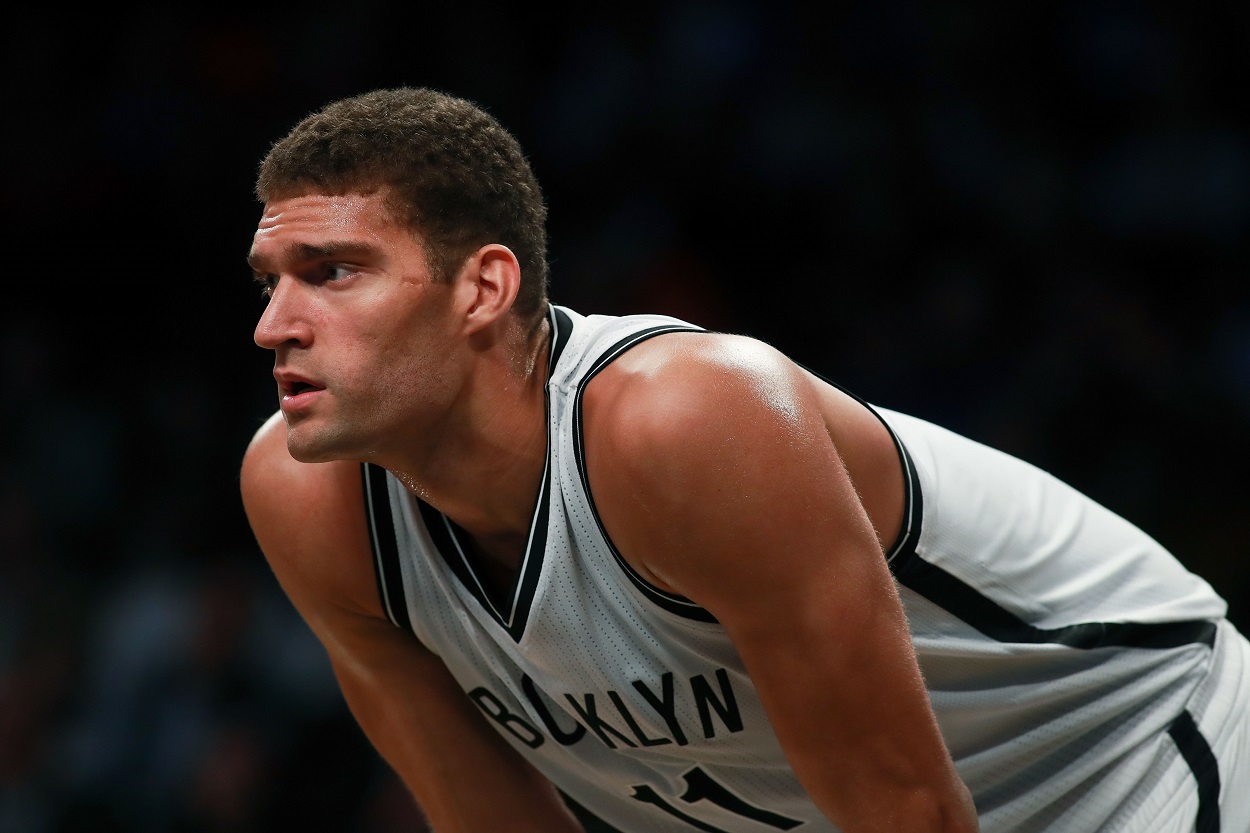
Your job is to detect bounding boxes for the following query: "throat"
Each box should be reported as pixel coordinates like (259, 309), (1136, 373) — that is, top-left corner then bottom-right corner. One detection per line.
(456, 526), (528, 609)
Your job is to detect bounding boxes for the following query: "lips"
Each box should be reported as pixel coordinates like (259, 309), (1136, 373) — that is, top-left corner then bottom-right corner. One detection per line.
(274, 370), (325, 398)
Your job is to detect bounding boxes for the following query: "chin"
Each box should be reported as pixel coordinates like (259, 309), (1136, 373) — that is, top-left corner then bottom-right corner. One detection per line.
(284, 425), (357, 464)
(286, 445), (337, 464)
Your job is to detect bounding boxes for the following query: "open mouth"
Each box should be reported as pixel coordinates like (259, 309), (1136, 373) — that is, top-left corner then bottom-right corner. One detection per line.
(289, 381), (318, 395)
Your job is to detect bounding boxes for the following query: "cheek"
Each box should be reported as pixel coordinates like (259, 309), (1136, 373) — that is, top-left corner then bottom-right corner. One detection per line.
(347, 336), (455, 407)
(394, 344), (458, 399)
(336, 290), (461, 403)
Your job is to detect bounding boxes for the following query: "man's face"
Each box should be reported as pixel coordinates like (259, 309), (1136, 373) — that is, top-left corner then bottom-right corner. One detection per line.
(248, 190), (463, 464)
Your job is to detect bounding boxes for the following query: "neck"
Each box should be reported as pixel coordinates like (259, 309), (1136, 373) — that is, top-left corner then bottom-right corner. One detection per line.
(387, 313), (553, 565)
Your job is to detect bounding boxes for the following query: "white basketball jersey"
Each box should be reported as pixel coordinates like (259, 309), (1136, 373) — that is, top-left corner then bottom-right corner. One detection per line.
(362, 305), (1244, 833)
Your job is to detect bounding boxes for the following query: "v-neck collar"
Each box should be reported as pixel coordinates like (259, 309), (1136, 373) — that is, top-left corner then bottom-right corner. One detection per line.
(415, 306), (574, 642)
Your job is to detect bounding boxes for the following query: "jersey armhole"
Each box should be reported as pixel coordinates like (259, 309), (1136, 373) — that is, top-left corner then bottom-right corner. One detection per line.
(361, 462), (415, 634)
(570, 324), (720, 624)
(791, 361), (923, 567)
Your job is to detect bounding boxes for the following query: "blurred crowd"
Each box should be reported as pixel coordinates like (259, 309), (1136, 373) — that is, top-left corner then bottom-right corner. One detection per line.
(2, 2), (1248, 831)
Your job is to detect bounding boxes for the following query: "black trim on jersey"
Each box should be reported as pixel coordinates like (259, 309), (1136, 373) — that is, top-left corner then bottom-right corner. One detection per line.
(881, 425), (921, 567)
(360, 305), (573, 642)
(891, 545), (1218, 650)
(415, 465), (553, 641)
(883, 424), (1217, 650)
(361, 462), (413, 633)
(570, 323), (718, 623)
(1168, 709), (1221, 833)
(793, 362), (1220, 652)
(551, 306), (574, 372)
(790, 361), (919, 568)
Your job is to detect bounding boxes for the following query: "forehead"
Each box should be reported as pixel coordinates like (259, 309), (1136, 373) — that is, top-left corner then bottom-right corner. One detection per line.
(249, 191), (406, 267)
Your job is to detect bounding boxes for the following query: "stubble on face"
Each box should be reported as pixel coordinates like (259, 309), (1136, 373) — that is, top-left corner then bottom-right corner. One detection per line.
(253, 191), (464, 469)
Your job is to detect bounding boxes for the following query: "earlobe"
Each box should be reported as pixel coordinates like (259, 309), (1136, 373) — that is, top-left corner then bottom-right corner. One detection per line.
(461, 244), (522, 334)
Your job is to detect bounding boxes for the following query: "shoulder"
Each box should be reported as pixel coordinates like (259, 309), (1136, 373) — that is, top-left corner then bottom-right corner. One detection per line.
(240, 411), (382, 620)
(579, 332), (834, 586)
(583, 330), (810, 442)
(240, 410), (362, 520)
(579, 330), (906, 599)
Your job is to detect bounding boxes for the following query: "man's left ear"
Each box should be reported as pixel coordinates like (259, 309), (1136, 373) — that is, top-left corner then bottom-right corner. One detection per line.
(460, 244), (521, 333)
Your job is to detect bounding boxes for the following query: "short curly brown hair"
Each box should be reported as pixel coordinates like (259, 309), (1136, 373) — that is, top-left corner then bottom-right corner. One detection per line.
(256, 87), (549, 320)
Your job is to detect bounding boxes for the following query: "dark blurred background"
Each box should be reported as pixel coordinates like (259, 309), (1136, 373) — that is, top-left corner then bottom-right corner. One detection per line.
(2, 2), (1248, 831)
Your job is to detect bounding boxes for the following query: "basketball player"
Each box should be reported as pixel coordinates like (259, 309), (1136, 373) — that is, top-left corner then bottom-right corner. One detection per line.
(240, 87), (1249, 832)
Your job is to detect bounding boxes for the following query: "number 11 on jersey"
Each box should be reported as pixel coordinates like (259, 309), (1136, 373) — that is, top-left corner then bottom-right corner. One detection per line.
(630, 767), (804, 831)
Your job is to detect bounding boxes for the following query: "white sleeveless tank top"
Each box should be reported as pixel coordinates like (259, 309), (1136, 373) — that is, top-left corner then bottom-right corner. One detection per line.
(362, 305), (1237, 832)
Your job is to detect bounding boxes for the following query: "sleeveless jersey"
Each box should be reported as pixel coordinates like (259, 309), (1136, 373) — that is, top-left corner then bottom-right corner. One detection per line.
(362, 305), (1248, 832)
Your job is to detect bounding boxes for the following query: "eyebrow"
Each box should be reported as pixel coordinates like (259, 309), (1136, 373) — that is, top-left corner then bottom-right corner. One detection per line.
(246, 240), (380, 273)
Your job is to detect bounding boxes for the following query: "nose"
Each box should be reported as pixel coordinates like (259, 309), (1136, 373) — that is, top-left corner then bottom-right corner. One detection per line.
(254, 277), (312, 350)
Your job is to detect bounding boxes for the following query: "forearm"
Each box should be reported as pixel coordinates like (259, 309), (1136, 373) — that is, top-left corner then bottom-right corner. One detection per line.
(775, 689), (980, 832)
(758, 661), (980, 832)
(334, 658), (585, 833)
(375, 739), (586, 833)
(815, 779), (978, 833)
(727, 606), (978, 832)
(387, 760), (586, 833)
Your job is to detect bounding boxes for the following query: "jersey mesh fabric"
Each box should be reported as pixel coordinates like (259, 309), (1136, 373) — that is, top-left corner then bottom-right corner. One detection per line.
(364, 305), (1237, 833)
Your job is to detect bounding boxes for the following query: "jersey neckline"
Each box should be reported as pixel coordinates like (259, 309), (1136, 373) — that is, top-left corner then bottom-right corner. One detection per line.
(409, 305), (575, 641)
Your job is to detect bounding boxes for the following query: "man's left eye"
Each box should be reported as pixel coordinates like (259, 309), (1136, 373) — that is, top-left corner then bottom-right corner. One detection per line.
(253, 272), (278, 297)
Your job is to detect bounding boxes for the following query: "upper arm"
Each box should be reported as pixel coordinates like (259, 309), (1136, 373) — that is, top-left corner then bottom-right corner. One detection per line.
(582, 335), (976, 833)
(240, 411), (380, 631)
(239, 412), (584, 833)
